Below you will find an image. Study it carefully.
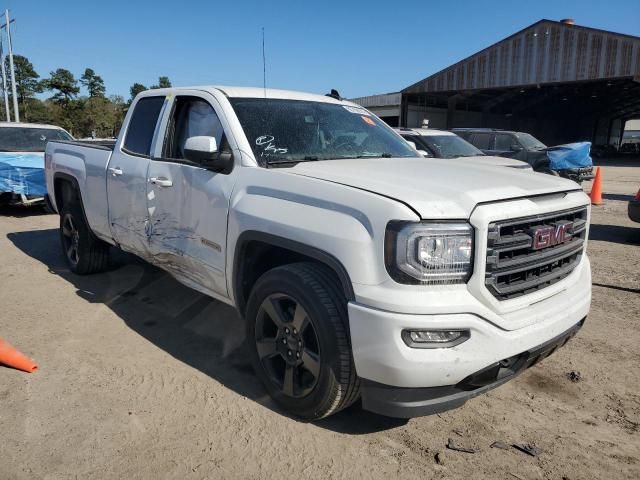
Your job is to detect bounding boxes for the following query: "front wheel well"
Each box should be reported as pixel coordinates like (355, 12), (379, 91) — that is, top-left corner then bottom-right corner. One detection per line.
(233, 234), (354, 316)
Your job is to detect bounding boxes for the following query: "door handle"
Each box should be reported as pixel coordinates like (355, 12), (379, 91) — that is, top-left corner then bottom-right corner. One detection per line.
(149, 177), (173, 187)
(108, 167), (123, 176)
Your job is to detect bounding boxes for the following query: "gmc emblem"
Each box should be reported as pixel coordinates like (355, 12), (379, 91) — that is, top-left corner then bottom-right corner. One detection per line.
(530, 221), (573, 250)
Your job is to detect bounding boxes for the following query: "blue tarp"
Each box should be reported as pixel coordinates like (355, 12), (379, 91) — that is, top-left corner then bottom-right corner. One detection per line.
(0, 153), (46, 197)
(545, 142), (593, 171)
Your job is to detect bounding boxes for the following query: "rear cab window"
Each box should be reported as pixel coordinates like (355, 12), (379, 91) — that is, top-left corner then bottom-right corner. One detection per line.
(123, 96), (166, 156)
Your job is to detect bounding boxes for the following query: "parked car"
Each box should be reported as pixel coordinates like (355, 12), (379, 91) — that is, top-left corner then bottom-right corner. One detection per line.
(629, 187), (640, 223)
(0, 122), (73, 207)
(454, 128), (594, 183)
(395, 127), (531, 169)
(46, 86), (591, 420)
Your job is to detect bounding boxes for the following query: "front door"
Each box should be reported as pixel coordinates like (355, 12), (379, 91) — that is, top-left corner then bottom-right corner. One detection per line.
(146, 93), (238, 298)
(107, 95), (166, 258)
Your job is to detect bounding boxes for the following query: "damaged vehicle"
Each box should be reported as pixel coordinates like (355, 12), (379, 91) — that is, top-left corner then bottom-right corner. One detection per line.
(46, 86), (591, 420)
(395, 127), (532, 170)
(0, 122), (73, 208)
(453, 128), (594, 183)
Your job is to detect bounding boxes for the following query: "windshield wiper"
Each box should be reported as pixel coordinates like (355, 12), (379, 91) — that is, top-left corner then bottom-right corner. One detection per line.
(334, 152), (394, 159)
(266, 156), (319, 167)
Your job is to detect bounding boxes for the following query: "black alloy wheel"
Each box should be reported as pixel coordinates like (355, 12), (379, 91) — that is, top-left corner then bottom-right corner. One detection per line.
(255, 293), (321, 398)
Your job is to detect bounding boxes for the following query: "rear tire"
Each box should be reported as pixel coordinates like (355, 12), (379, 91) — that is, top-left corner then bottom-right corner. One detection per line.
(245, 262), (360, 420)
(59, 201), (110, 274)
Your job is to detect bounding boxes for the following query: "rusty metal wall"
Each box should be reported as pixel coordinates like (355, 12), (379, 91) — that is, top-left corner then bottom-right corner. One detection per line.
(404, 20), (640, 94)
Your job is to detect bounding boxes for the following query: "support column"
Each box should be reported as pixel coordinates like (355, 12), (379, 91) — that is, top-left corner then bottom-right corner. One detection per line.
(400, 94), (408, 128)
(446, 96), (457, 129)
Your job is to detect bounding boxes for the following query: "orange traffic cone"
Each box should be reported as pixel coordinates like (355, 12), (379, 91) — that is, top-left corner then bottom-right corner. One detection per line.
(590, 166), (603, 205)
(0, 338), (38, 373)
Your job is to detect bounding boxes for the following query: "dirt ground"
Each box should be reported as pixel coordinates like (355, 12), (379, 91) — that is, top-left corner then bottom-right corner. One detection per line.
(1, 160), (639, 480)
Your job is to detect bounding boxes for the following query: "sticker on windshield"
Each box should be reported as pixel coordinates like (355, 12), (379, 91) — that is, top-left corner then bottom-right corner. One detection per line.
(343, 105), (371, 116)
(361, 115), (376, 126)
(256, 135), (288, 156)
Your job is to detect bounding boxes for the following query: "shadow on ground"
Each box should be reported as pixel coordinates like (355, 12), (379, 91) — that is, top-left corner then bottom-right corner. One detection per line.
(0, 204), (51, 218)
(592, 282), (640, 294)
(588, 223), (640, 244)
(593, 156), (640, 168)
(7, 228), (407, 434)
(602, 193), (635, 202)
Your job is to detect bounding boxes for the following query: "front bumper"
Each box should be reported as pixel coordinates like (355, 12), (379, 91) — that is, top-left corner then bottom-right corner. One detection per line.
(360, 318), (584, 418)
(348, 253), (591, 417)
(558, 167), (594, 183)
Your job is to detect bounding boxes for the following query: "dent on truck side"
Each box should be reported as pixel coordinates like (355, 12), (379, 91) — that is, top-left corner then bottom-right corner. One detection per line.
(226, 167), (419, 310)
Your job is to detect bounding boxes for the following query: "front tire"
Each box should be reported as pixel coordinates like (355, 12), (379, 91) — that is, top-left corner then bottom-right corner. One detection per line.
(59, 201), (110, 274)
(245, 262), (360, 420)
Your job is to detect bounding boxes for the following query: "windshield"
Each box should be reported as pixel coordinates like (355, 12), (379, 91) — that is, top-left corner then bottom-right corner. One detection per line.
(0, 127), (73, 152)
(413, 134), (485, 158)
(230, 98), (418, 165)
(516, 132), (546, 150)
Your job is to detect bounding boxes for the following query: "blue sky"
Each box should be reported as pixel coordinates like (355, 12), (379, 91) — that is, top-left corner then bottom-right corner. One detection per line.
(3, 0), (639, 100)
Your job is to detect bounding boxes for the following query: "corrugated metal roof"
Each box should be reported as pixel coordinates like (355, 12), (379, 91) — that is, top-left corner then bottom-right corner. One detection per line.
(350, 92), (401, 107)
(403, 19), (640, 94)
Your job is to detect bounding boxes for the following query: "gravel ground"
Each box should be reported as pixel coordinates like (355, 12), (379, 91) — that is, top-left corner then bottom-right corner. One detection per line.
(1, 160), (639, 479)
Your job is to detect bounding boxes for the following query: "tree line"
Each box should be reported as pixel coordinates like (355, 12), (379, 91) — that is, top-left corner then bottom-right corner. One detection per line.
(2, 54), (172, 138)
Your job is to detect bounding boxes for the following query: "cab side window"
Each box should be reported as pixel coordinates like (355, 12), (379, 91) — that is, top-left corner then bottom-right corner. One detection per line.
(163, 96), (227, 160)
(494, 134), (513, 151)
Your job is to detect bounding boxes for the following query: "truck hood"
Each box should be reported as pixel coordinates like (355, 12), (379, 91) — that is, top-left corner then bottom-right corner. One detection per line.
(289, 157), (580, 218)
(457, 155), (532, 169)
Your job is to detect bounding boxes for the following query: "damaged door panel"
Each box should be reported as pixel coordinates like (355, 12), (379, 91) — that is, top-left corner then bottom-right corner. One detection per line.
(107, 95), (167, 259)
(146, 93), (238, 298)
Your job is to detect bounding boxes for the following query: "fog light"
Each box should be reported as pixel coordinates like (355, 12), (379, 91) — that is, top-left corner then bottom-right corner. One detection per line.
(401, 329), (470, 348)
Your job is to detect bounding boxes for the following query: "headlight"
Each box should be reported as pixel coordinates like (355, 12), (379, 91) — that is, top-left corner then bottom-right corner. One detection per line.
(385, 222), (474, 284)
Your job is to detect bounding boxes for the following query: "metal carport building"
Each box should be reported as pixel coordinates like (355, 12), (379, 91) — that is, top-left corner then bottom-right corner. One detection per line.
(398, 19), (640, 146)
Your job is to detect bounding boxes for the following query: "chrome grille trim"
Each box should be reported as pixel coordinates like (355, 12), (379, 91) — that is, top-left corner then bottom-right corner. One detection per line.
(485, 206), (588, 300)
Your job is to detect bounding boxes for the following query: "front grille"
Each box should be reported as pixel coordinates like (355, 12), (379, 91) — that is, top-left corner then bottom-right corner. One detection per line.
(485, 206), (588, 300)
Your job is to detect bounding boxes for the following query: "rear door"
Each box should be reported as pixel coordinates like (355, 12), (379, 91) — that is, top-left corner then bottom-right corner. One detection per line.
(469, 132), (493, 154)
(491, 133), (514, 157)
(145, 91), (239, 298)
(107, 95), (167, 258)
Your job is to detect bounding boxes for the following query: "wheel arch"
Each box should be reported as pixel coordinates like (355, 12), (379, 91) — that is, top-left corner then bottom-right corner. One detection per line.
(232, 231), (355, 316)
(53, 172), (82, 212)
(53, 173), (96, 239)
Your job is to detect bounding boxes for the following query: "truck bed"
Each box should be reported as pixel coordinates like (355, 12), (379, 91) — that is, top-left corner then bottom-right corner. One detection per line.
(45, 139), (115, 239)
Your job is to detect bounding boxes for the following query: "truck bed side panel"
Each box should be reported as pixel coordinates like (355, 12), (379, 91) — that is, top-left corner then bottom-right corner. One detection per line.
(46, 141), (113, 242)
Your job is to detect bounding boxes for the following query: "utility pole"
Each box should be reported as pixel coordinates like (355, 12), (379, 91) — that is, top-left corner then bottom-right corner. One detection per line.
(4, 10), (18, 122)
(0, 40), (10, 121)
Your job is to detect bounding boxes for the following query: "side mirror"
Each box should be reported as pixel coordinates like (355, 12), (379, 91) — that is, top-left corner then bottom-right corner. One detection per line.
(184, 136), (218, 162)
(511, 144), (524, 152)
(417, 149), (430, 157)
(184, 136), (233, 173)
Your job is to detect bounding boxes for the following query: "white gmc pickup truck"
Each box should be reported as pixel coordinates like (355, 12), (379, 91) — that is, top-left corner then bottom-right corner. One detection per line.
(45, 86), (591, 419)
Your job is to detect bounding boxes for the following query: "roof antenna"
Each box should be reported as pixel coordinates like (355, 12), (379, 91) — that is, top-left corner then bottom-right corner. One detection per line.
(262, 27), (267, 98)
